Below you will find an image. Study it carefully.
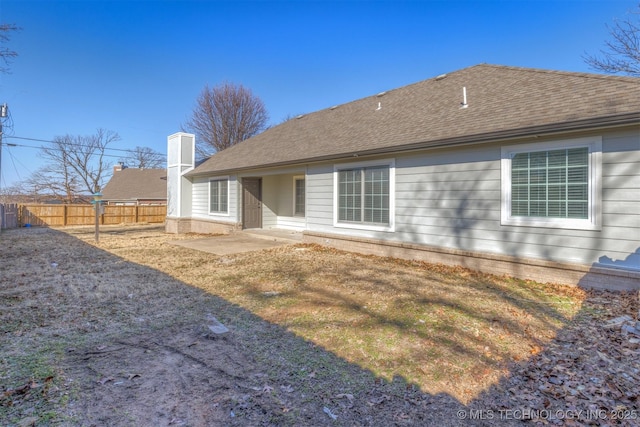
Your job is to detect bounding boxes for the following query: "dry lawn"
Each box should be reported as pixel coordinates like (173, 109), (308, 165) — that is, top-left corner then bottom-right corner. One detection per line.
(1, 225), (638, 426)
(87, 225), (582, 400)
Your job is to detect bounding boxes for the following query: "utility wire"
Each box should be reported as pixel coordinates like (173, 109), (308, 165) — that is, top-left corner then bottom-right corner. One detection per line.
(6, 146), (25, 182)
(0, 141), (163, 161)
(5, 135), (167, 157)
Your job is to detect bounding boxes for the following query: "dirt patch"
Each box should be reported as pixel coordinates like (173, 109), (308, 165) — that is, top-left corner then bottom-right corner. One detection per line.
(1, 225), (638, 426)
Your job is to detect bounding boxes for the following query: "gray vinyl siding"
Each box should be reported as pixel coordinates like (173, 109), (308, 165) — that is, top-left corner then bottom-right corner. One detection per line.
(304, 129), (639, 270)
(262, 175), (278, 228)
(598, 130), (640, 269)
(256, 173), (303, 228)
(191, 175), (238, 223)
(393, 145), (502, 254)
(306, 164), (334, 228)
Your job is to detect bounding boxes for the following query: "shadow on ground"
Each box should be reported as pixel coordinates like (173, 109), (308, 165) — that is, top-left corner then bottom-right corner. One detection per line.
(1, 226), (637, 426)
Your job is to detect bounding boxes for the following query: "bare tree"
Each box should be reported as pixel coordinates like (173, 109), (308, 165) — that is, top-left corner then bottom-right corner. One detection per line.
(584, 5), (640, 76)
(40, 128), (120, 198)
(0, 182), (29, 203)
(24, 165), (81, 203)
(183, 82), (269, 159)
(0, 23), (19, 73)
(120, 146), (165, 169)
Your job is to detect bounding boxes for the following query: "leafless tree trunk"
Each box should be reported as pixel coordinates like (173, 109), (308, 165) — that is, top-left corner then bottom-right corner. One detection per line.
(39, 128), (120, 198)
(183, 82), (269, 160)
(120, 146), (165, 169)
(0, 23), (19, 74)
(584, 5), (640, 76)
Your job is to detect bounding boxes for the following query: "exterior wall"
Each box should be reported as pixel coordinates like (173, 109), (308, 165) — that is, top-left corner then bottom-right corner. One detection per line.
(277, 216), (306, 230)
(165, 217), (191, 234)
(190, 218), (239, 234)
(171, 127), (638, 288)
(306, 163), (334, 229)
(236, 168), (306, 230)
(191, 175), (239, 225)
(305, 128), (640, 276)
(165, 217), (238, 235)
(167, 133), (194, 219)
(262, 175), (279, 228)
(277, 175), (295, 217)
(183, 168), (307, 232)
(600, 130), (640, 270)
(262, 174), (305, 229)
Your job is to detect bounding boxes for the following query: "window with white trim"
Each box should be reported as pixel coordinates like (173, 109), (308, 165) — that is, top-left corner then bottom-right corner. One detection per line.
(336, 163), (392, 228)
(294, 177), (305, 216)
(501, 137), (601, 230)
(209, 179), (228, 214)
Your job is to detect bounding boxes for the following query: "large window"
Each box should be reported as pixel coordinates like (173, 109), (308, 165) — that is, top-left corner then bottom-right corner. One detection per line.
(334, 160), (394, 231)
(501, 137), (601, 230)
(511, 148), (588, 218)
(294, 177), (305, 216)
(209, 179), (228, 214)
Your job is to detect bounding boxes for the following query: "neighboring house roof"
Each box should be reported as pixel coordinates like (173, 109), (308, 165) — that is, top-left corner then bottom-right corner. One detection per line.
(102, 168), (167, 201)
(189, 64), (639, 177)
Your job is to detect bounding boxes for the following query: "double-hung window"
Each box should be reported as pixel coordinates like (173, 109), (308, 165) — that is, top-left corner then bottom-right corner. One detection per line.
(209, 178), (228, 214)
(294, 177), (305, 216)
(501, 137), (601, 230)
(334, 160), (394, 231)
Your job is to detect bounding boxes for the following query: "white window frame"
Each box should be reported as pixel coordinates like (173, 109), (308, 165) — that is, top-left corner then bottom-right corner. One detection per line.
(333, 158), (395, 232)
(293, 175), (305, 217)
(208, 176), (230, 216)
(501, 136), (602, 230)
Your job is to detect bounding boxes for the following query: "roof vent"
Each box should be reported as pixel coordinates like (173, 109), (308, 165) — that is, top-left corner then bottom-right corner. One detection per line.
(330, 105), (338, 110)
(376, 91), (386, 97)
(376, 102), (382, 111)
(460, 87), (468, 109)
(435, 74), (447, 81)
(296, 114), (305, 119)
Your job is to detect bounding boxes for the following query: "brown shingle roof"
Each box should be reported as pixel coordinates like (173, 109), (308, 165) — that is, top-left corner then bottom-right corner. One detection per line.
(190, 64), (640, 176)
(102, 168), (167, 201)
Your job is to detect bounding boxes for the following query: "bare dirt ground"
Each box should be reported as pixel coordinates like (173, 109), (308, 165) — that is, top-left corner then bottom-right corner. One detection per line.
(1, 225), (638, 427)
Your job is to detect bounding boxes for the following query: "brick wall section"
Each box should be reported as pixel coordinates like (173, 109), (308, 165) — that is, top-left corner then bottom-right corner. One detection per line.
(303, 231), (640, 291)
(165, 217), (240, 235)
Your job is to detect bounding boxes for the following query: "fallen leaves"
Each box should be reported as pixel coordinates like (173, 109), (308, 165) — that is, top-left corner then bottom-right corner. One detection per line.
(1, 377), (54, 408)
(474, 289), (640, 425)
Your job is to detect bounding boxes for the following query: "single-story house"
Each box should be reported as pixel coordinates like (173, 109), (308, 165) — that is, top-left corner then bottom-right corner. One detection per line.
(166, 64), (639, 290)
(102, 164), (167, 205)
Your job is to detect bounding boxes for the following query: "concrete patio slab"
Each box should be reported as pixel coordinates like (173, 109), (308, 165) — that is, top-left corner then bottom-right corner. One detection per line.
(168, 229), (302, 256)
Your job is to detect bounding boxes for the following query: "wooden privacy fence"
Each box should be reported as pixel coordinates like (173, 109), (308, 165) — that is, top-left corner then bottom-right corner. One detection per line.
(15, 204), (166, 227)
(0, 203), (19, 229)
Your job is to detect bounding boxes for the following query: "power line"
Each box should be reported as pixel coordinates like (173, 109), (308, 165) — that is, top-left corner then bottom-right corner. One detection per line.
(4, 135), (167, 157)
(6, 146), (26, 183)
(0, 141), (163, 161)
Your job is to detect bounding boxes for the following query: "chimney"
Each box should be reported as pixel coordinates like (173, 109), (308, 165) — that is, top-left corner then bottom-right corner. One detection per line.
(113, 162), (126, 173)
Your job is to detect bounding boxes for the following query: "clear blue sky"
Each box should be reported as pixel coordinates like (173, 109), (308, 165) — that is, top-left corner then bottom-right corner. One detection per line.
(0, 0), (637, 190)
